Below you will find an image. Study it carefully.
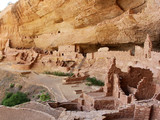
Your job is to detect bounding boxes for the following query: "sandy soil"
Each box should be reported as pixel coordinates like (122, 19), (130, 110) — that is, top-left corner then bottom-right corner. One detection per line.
(0, 68), (54, 102)
(23, 73), (95, 102)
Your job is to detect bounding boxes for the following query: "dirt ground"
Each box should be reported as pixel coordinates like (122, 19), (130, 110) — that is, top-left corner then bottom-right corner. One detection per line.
(0, 69), (54, 102)
(0, 62), (96, 103)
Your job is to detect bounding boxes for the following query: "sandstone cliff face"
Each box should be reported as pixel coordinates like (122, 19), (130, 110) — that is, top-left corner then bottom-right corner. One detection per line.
(0, 0), (160, 50)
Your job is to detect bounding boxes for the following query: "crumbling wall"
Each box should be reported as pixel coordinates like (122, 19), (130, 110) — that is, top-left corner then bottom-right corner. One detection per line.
(135, 78), (156, 100)
(94, 50), (132, 62)
(82, 93), (95, 111)
(102, 104), (135, 120)
(58, 45), (84, 61)
(3, 40), (40, 70)
(106, 66), (153, 98)
(107, 65), (154, 102)
(104, 58), (121, 96)
(94, 98), (115, 110)
(118, 67), (153, 89)
(113, 74), (132, 104)
(150, 102), (160, 120)
(113, 74), (120, 98)
(58, 45), (76, 52)
(144, 34), (152, 59)
(82, 92), (115, 111)
(134, 102), (152, 120)
(79, 91), (116, 111)
(135, 46), (143, 58)
(59, 52), (78, 61)
(88, 57), (113, 81)
(104, 59), (153, 98)
(127, 67), (153, 88)
(86, 53), (94, 59)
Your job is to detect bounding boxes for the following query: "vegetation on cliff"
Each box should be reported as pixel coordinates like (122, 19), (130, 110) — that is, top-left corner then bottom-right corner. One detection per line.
(1, 92), (30, 107)
(86, 77), (104, 86)
(44, 71), (74, 77)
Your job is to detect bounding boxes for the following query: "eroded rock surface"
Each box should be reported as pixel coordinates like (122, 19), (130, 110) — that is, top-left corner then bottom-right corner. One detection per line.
(0, 0), (160, 50)
(0, 106), (55, 120)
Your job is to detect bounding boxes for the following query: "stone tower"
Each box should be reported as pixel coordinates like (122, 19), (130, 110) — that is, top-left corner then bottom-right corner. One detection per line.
(144, 34), (152, 59)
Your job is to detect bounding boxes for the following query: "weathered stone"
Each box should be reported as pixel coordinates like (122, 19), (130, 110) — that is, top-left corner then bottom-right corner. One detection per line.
(0, 0), (160, 50)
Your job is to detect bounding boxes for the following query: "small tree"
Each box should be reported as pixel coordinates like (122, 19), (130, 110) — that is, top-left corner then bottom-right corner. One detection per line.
(2, 92), (30, 107)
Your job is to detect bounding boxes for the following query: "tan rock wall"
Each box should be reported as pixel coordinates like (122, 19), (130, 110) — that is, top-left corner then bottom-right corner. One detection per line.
(0, 0), (160, 50)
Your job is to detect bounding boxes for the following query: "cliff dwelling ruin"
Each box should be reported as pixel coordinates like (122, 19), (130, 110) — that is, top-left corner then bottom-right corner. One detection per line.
(0, 32), (160, 120)
(0, 0), (160, 120)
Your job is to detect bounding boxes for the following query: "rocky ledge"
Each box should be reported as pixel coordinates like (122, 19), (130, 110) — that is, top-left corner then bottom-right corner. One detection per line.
(0, 0), (160, 50)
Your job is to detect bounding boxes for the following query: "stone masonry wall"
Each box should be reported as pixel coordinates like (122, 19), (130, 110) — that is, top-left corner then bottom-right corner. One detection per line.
(118, 66), (153, 94)
(135, 78), (156, 100)
(58, 45), (76, 52)
(150, 102), (160, 120)
(103, 104), (135, 120)
(134, 102), (152, 120)
(113, 74), (132, 104)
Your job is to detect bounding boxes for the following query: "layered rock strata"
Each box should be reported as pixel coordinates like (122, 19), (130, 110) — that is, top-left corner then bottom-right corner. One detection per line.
(0, 0), (159, 50)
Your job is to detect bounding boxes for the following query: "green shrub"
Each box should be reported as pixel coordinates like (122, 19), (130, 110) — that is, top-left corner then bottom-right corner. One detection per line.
(5, 92), (13, 99)
(10, 83), (15, 88)
(44, 71), (74, 77)
(40, 93), (51, 102)
(86, 77), (104, 86)
(1, 92), (30, 107)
